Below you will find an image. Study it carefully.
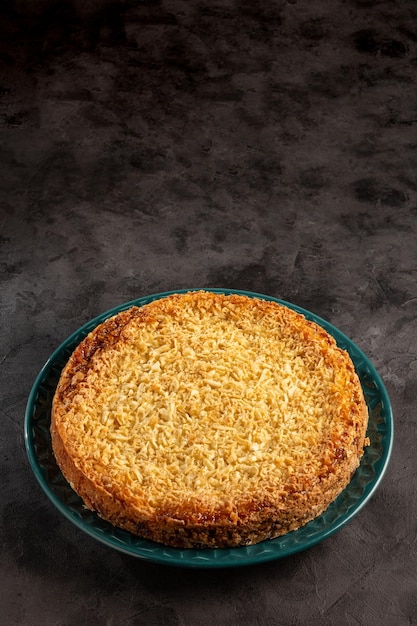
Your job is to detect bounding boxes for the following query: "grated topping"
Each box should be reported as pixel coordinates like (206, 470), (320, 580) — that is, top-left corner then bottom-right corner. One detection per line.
(54, 291), (366, 516)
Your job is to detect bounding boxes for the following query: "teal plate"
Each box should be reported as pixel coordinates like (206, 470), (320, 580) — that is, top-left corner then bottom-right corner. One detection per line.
(25, 289), (393, 568)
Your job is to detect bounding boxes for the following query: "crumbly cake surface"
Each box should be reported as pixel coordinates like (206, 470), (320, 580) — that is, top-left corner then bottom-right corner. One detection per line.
(51, 291), (369, 548)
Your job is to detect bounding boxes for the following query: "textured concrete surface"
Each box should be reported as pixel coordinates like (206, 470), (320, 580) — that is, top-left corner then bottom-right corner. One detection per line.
(1, 0), (416, 624)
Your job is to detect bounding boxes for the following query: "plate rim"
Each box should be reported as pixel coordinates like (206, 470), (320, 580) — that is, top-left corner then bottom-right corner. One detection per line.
(24, 288), (394, 568)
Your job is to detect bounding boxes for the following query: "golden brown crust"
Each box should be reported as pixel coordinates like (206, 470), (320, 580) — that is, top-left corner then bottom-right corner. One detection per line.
(51, 291), (369, 548)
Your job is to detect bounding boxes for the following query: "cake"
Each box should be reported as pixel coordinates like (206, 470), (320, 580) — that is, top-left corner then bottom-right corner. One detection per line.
(50, 290), (369, 548)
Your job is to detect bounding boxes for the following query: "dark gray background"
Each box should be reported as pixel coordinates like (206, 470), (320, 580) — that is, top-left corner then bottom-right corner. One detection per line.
(1, 0), (416, 624)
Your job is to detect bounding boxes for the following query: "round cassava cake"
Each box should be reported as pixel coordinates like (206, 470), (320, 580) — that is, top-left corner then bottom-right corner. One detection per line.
(51, 291), (369, 548)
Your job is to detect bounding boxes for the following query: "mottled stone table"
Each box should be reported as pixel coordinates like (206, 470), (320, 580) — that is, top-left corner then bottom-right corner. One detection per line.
(1, 0), (416, 624)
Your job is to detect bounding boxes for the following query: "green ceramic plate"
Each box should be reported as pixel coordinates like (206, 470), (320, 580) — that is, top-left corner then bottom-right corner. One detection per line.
(25, 289), (393, 568)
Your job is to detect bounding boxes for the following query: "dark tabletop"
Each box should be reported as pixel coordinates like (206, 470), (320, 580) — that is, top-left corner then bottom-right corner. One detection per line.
(1, 0), (416, 624)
